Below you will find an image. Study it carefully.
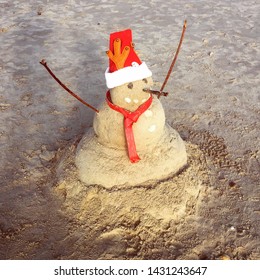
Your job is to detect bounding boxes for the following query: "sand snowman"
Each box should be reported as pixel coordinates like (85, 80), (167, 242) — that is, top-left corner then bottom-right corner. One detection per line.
(74, 29), (187, 188)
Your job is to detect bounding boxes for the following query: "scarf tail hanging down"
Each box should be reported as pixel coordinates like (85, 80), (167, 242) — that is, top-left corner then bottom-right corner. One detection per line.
(106, 91), (152, 163)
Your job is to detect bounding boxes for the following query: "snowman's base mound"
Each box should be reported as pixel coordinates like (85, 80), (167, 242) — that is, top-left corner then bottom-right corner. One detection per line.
(73, 125), (187, 188)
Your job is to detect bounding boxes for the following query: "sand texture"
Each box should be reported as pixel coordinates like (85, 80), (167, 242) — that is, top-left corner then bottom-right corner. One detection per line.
(0, 0), (259, 259)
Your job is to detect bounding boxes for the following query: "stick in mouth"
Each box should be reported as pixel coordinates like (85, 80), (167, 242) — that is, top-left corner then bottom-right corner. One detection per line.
(143, 88), (169, 97)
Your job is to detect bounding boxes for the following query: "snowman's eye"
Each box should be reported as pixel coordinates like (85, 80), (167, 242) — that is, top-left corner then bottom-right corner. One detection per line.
(142, 78), (148, 83)
(127, 82), (133, 89)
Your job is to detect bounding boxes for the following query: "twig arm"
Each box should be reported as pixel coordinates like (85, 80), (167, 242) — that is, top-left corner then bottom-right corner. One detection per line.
(40, 59), (99, 113)
(158, 20), (187, 98)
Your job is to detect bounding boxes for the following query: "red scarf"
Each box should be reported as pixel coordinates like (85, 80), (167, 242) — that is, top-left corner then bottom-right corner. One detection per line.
(106, 91), (152, 163)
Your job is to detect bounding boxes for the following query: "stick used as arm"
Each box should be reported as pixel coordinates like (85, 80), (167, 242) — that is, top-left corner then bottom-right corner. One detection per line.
(158, 20), (187, 98)
(40, 59), (99, 113)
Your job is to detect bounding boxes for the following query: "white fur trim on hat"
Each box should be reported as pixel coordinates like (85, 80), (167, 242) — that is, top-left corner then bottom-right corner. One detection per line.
(105, 62), (152, 89)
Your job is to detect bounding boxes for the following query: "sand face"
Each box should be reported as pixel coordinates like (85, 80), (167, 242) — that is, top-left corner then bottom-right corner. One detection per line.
(110, 77), (153, 111)
(0, 0), (259, 260)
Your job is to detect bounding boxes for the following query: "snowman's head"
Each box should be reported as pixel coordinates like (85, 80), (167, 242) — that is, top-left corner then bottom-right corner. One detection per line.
(110, 77), (154, 111)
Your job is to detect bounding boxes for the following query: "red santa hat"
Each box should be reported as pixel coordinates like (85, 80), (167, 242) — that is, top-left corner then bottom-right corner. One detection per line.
(105, 29), (152, 89)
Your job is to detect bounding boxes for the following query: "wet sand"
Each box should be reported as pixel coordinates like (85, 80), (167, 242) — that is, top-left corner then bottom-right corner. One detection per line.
(0, 0), (259, 259)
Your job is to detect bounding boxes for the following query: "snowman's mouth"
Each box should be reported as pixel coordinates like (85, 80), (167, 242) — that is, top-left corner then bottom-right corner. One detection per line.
(143, 88), (169, 97)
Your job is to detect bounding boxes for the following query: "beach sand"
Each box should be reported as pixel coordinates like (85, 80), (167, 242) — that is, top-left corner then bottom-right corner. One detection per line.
(0, 0), (259, 259)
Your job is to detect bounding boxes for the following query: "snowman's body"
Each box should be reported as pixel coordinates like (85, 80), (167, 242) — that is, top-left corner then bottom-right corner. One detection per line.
(74, 29), (187, 188)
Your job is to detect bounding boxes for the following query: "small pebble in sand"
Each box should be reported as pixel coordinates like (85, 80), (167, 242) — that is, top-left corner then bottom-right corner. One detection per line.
(145, 110), (153, 117)
(219, 255), (231, 260)
(148, 124), (156, 132)
(39, 150), (55, 161)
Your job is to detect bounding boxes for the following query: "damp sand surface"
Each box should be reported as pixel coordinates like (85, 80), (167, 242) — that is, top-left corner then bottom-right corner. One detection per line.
(0, 0), (259, 259)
